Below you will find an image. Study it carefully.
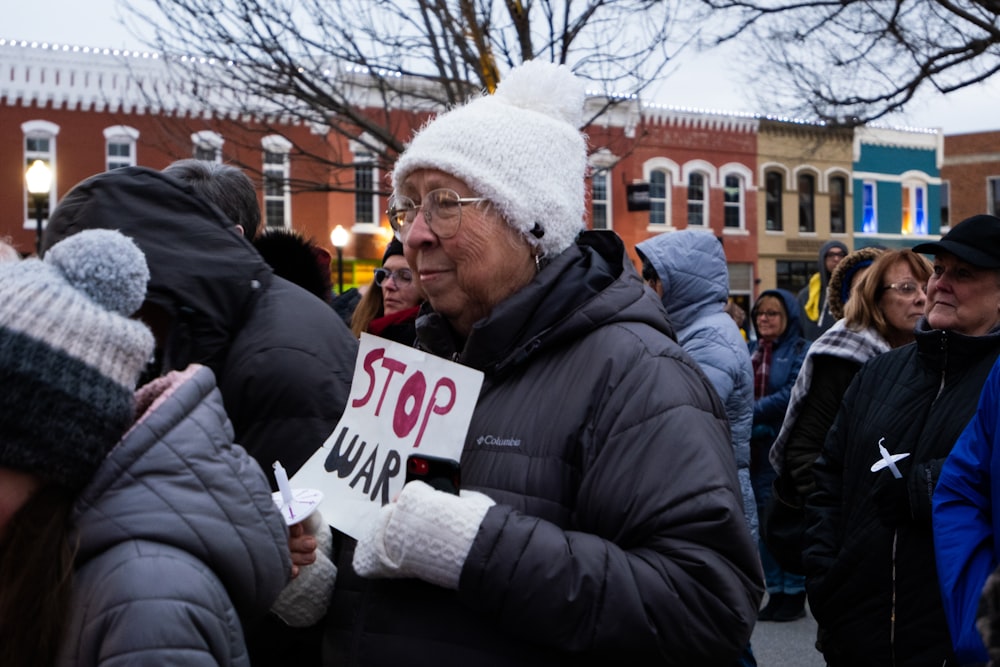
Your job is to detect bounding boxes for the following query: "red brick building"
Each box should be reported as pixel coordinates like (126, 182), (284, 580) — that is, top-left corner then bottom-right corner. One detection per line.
(941, 130), (1000, 228)
(2, 40), (771, 299)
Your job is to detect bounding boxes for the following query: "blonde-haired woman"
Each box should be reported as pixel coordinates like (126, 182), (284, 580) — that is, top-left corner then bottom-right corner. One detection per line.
(766, 248), (931, 574)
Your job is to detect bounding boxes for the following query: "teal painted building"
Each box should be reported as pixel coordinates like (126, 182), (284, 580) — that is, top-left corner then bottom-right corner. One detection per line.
(852, 126), (943, 249)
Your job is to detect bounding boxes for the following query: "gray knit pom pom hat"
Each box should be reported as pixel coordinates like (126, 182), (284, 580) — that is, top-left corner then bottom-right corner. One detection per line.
(0, 229), (155, 490)
(392, 60), (588, 257)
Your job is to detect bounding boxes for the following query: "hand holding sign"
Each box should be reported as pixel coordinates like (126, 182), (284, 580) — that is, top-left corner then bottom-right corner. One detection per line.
(291, 334), (483, 539)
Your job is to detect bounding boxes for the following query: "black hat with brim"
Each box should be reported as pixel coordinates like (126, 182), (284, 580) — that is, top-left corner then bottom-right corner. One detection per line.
(912, 214), (1000, 269)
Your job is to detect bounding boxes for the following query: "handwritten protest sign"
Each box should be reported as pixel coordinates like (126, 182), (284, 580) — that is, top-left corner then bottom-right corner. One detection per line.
(290, 333), (484, 539)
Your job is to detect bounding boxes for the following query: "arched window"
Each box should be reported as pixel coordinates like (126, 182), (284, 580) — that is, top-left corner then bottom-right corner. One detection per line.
(687, 172), (707, 227)
(22, 120), (60, 232)
(649, 169), (670, 227)
(765, 171), (783, 231)
(798, 172), (816, 233)
(191, 130), (223, 163)
(104, 125), (138, 171)
(829, 175), (847, 234)
(901, 180), (928, 236)
(724, 174), (744, 229)
(353, 150), (378, 226)
(862, 181), (878, 233)
(262, 135), (292, 229)
(591, 169), (610, 230)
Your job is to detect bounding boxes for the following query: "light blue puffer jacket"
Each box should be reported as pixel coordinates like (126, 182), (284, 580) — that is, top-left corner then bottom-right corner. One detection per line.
(637, 229), (758, 540)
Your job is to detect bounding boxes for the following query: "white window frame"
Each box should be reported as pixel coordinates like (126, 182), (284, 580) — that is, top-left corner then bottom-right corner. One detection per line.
(723, 174), (744, 231)
(590, 168), (611, 230)
(901, 175), (929, 236)
(104, 125), (139, 171)
(191, 130), (224, 163)
(589, 148), (616, 231)
(721, 163), (753, 234)
(262, 135), (292, 229)
(348, 137), (380, 228)
(686, 171), (708, 227)
(643, 157), (680, 231)
(22, 120), (59, 231)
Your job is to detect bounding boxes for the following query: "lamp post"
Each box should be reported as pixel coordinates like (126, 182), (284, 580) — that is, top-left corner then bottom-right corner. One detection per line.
(330, 224), (349, 295)
(25, 160), (53, 256)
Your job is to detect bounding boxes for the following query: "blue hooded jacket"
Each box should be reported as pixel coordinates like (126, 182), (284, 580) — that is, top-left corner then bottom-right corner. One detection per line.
(636, 229), (758, 540)
(749, 289), (809, 438)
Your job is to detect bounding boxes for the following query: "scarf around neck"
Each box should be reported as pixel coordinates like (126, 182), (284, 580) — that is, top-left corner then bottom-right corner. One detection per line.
(768, 319), (891, 473)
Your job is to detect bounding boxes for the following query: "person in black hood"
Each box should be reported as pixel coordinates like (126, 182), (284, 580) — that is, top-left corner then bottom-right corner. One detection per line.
(41, 165), (356, 667)
(254, 227), (335, 303)
(798, 240), (848, 341)
(749, 289), (810, 622)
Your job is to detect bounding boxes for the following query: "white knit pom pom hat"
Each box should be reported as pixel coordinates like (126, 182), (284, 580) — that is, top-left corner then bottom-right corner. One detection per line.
(392, 60), (588, 257)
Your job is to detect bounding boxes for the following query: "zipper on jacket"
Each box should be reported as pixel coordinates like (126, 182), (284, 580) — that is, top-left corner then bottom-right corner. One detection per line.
(935, 332), (948, 400)
(890, 528), (898, 667)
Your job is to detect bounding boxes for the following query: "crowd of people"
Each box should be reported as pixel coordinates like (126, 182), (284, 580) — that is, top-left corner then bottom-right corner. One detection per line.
(5, 59), (1000, 667)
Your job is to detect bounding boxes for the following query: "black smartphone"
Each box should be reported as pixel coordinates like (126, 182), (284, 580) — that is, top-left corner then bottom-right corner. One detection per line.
(405, 454), (461, 495)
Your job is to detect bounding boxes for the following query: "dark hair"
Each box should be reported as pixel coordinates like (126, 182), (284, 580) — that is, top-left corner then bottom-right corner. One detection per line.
(0, 485), (77, 666)
(253, 228), (331, 302)
(162, 160), (262, 239)
(641, 261), (659, 284)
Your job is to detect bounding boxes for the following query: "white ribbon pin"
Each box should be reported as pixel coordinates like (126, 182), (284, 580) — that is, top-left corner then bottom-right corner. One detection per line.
(870, 437), (909, 479)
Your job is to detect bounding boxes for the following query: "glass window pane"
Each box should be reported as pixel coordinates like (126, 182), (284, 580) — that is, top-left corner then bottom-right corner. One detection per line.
(829, 176), (845, 234)
(724, 175), (741, 228)
(766, 172), (783, 231)
(649, 170), (667, 226)
(798, 174), (815, 233)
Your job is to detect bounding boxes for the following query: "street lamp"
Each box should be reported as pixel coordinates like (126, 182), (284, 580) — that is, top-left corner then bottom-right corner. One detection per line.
(330, 224), (349, 295)
(25, 160), (53, 256)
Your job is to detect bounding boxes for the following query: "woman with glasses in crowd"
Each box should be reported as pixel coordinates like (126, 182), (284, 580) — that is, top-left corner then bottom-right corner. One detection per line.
(748, 289), (810, 622)
(319, 60), (762, 666)
(764, 248), (931, 573)
(350, 238), (425, 344)
(806, 215), (1000, 666)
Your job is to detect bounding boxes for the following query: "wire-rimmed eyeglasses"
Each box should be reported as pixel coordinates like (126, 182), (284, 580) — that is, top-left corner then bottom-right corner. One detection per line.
(374, 267), (413, 287)
(883, 281), (926, 296)
(387, 188), (488, 241)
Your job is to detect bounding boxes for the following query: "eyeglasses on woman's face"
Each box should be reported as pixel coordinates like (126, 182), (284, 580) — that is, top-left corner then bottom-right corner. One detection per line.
(374, 267), (413, 287)
(883, 281), (926, 296)
(756, 310), (783, 319)
(387, 188), (488, 241)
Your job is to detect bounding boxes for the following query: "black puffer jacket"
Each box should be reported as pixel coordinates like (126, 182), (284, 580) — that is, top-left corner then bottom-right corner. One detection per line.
(804, 320), (1000, 666)
(42, 166), (358, 480)
(325, 231), (763, 666)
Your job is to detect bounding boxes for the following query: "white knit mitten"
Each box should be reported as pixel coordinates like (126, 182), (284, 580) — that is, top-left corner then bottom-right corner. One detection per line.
(353, 480), (495, 590)
(271, 513), (337, 627)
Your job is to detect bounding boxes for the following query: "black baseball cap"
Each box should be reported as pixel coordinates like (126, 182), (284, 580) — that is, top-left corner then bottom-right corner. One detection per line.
(912, 214), (1000, 269)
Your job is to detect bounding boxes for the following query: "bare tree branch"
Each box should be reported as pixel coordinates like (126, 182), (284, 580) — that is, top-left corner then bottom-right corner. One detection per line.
(121, 0), (694, 191)
(696, 0), (1000, 125)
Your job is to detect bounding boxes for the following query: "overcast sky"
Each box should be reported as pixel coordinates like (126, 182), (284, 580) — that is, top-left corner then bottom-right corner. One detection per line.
(7, 0), (1000, 136)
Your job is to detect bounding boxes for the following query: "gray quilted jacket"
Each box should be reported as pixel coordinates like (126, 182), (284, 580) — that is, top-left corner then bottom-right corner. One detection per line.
(58, 365), (291, 667)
